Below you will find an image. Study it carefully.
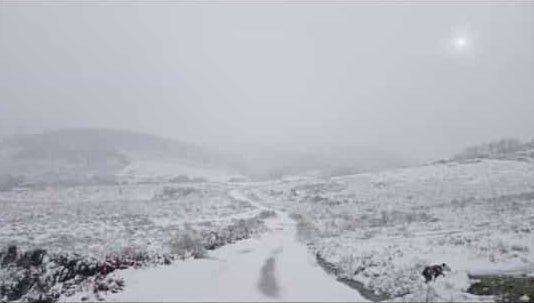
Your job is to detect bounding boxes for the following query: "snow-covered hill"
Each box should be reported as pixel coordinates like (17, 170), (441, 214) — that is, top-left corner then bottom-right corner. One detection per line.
(0, 129), (245, 186)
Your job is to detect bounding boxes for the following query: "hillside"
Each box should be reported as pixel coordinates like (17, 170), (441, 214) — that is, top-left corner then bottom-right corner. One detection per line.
(247, 146), (534, 301)
(0, 129), (415, 186)
(0, 129), (245, 187)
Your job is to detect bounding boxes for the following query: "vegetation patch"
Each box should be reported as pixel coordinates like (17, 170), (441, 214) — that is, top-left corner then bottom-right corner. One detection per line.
(0, 209), (275, 302)
(468, 274), (534, 303)
(314, 252), (390, 302)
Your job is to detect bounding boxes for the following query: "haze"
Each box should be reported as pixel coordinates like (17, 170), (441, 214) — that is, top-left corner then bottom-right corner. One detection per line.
(1, 3), (533, 163)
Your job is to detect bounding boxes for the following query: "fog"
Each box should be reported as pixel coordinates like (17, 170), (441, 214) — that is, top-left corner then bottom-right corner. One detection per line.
(1, 3), (533, 163)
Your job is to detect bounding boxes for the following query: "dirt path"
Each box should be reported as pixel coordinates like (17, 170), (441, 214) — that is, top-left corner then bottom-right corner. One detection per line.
(102, 190), (367, 302)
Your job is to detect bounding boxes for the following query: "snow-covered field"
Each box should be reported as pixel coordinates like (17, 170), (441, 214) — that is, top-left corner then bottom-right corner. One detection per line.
(249, 158), (534, 301)
(0, 183), (274, 301)
(2, 155), (534, 302)
(0, 183), (264, 257)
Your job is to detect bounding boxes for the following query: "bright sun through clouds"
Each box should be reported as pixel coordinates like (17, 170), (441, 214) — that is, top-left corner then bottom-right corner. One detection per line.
(449, 28), (472, 54)
(454, 37), (468, 49)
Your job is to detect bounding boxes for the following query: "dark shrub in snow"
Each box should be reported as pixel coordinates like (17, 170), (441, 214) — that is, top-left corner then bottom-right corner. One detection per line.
(0, 246), (142, 302)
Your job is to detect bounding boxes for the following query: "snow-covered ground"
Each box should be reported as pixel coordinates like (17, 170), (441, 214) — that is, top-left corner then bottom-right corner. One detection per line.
(249, 158), (534, 301)
(0, 183), (261, 257)
(2, 154), (534, 302)
(99, 204), (366, 302)
(0, 183), (280, 302)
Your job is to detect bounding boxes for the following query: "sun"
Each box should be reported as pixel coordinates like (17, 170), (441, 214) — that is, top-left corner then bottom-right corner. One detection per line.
(453, 36), (468, 51)
(447, 28), (472, 54)
(454, 37), (467, 49)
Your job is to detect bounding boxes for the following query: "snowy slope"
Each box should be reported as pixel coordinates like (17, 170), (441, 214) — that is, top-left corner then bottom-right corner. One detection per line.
(249, 157), (534, 301)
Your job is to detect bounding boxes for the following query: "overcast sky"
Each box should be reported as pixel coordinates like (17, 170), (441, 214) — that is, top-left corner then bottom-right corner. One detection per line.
(1, 3), (533, 161)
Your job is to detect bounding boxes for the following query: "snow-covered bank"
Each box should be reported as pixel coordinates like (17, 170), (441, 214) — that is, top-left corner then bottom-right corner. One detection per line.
(101, 209), (366, 302)
(251, 158), (534, 301)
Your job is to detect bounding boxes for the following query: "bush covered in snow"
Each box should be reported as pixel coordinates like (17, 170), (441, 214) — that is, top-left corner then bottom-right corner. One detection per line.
(168, 230), (206, 259)
(0, 245), (129, 302)
(201, 212), (275, 250)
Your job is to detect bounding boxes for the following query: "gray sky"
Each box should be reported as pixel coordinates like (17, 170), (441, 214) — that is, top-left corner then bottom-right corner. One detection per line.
(1, 3), (533, 161)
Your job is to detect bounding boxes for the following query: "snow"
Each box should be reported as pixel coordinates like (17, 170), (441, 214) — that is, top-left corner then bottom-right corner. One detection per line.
(248, 158), (534, 301)
(3, 155), (534, 302)
(0, 183), (258, 258)
(104, 206), (367, 302)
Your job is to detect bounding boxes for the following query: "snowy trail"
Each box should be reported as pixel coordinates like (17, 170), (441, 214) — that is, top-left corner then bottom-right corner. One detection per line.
(104, 190), (367, 302)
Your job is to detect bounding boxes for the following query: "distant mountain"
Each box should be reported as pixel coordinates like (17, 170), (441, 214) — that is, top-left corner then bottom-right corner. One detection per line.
(1, 128), (208, 162)
(0, 129), (246, 187)
(0, 128), (419, 187)
(241, 145), (413, 180)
